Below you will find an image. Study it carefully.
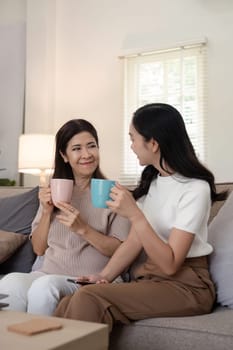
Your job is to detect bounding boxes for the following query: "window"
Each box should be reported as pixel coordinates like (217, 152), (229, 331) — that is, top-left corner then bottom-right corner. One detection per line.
(120, 42), (207, 186)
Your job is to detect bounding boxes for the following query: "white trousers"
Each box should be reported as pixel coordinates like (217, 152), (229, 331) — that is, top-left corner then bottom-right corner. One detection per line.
(0, 272), (79, 315)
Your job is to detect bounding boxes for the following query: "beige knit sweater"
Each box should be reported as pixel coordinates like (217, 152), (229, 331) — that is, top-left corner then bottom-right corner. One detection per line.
(31, 186), (130, 277)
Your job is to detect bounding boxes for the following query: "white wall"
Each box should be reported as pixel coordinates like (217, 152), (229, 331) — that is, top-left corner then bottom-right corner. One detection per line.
(54, 0), (233, 182)
(25, 0), (56, 134)
(4, 0), (233, 184)
(0, 0), (26, 182)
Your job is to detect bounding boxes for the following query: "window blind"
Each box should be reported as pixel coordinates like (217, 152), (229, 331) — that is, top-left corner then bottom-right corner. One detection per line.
(120, 43), (207, 186)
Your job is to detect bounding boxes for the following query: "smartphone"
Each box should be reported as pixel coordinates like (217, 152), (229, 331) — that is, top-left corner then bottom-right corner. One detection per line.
(67, 278), (96, 285)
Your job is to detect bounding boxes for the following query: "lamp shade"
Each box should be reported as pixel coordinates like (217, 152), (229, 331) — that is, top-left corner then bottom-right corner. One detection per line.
(18, 134), (55, 176)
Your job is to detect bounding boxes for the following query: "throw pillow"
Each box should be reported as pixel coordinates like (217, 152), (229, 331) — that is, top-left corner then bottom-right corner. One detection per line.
(0, 187), (39, 273)
(0, 230), (27, 263)
(208, 191), (233, 308)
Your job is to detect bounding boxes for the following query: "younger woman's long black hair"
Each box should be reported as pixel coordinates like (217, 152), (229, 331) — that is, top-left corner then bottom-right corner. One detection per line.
(132, 103), (227, 203)
(53, 119), (106, 180)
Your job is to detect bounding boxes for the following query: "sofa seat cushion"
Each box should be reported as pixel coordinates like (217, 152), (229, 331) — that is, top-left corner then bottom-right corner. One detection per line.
(110, 307), (233, 350)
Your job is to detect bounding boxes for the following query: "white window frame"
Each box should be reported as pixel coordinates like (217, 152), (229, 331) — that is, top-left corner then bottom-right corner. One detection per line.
(120, 42), (207, 186)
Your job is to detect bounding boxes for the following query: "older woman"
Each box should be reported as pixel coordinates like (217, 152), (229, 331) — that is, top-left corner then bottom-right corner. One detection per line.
(0, 119), (130, 315)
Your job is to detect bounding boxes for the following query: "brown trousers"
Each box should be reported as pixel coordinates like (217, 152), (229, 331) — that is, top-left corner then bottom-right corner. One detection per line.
(54, 256), (215, 332)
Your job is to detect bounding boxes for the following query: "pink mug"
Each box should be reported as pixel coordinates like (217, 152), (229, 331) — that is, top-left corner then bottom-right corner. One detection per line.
(50, 178), (74, 206)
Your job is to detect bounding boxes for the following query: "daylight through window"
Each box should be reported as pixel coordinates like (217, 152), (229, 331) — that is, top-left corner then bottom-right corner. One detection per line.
(120, 43), (207, 186)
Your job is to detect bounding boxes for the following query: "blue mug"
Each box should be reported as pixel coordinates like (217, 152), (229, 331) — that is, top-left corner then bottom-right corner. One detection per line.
(91, 179), (115, 208)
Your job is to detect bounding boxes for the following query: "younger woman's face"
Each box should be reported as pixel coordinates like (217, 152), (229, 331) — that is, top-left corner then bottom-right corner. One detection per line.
(61, 131), (99, 179)
(129, 123), (158, 166)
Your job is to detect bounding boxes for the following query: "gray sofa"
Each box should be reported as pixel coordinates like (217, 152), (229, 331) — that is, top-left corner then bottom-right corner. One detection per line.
(1, 184), (233, 350)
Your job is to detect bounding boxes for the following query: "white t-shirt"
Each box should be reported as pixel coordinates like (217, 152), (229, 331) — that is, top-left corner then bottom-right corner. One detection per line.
(137, 174), (213, 257)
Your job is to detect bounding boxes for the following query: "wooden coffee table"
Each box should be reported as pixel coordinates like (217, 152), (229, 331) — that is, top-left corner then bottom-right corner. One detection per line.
(0, 310), (108, 350)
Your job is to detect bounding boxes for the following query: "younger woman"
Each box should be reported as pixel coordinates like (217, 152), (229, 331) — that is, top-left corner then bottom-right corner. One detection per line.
(54, 103), (227, 331)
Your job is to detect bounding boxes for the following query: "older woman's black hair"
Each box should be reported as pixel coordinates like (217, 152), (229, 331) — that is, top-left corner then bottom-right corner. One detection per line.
(132, 103), (227, 202)
(52, 119), (105, 180)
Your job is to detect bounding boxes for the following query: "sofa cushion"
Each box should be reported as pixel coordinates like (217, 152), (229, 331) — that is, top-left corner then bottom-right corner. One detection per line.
(0, 230), (27, 263)
(0, 239), (36, 273)
(0, 187), (39, 273)
(208, 190), (233, 308)
(0, 186), (39, 234)
(110, 307), (233, 350)
(208, 183), (233, 223)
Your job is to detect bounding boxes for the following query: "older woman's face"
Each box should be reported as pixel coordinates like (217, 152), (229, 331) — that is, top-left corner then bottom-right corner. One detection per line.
(61, 131), (99, 179)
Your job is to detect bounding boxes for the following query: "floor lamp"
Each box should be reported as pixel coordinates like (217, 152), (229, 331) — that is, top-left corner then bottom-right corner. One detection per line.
(18, 134), (55, 186)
